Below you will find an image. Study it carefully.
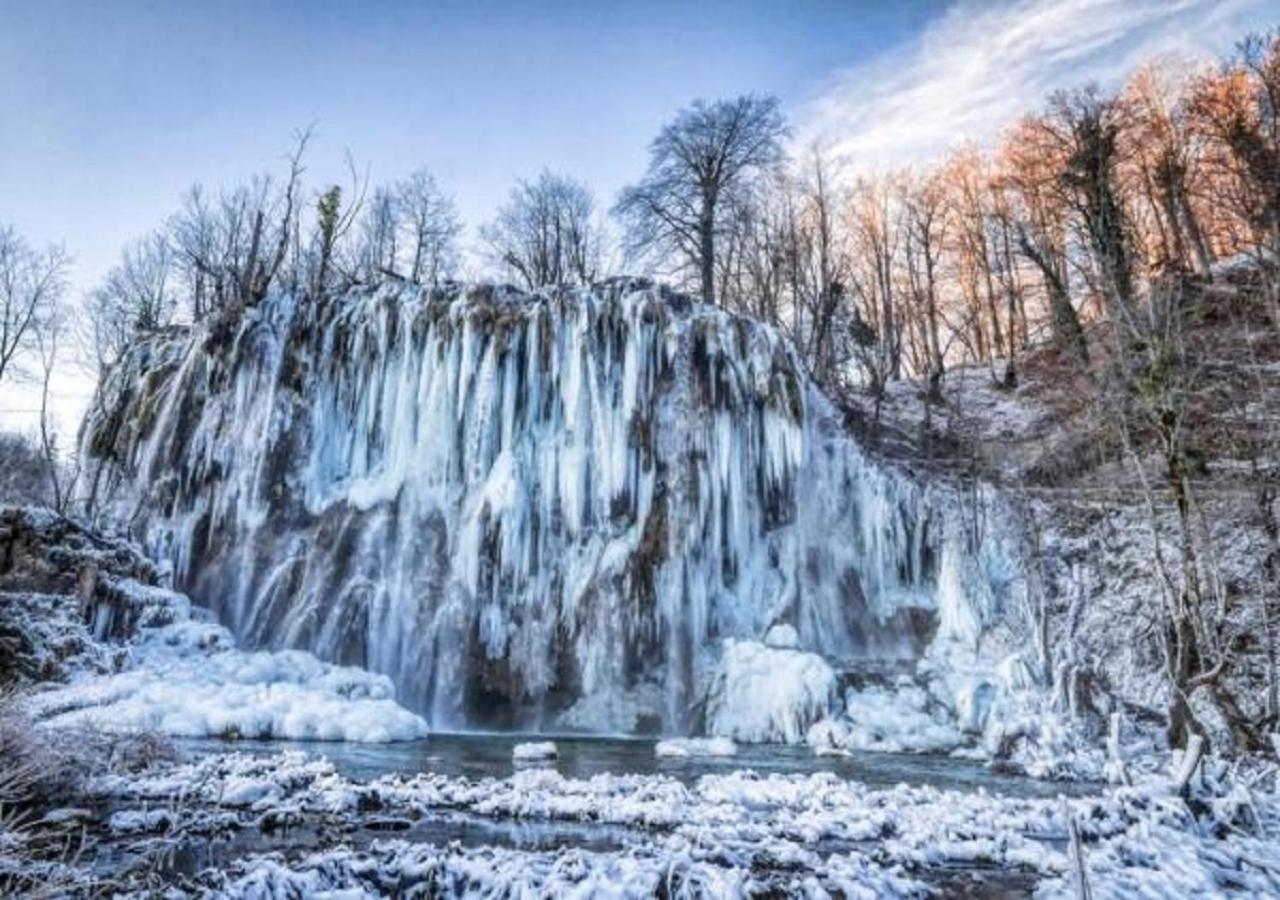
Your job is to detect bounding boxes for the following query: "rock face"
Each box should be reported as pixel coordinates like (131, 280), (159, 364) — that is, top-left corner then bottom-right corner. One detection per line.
(0, 505), (165, 683)
(80, 280), (1020, 734)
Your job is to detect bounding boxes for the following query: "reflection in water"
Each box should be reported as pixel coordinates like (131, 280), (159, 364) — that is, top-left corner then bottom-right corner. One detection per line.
(177, 733), (1095, 799)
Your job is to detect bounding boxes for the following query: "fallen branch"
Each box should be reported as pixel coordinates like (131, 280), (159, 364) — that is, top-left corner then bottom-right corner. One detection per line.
(1173, 733), (1205, 796)
(1106, 712), (1131, 786)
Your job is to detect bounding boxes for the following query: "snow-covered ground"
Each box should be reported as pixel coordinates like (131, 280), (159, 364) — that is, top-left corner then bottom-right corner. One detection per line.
(71, 746), (1280, 897)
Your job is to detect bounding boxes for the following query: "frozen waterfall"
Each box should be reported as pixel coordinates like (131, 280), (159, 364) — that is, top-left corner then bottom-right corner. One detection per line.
(80, 280), (1014, 734)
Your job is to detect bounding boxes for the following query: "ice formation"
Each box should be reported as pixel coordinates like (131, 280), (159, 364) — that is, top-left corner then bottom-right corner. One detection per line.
(29, 607), (429, 743)
(80, 280), (1020, 736)
(705, 639), (837, 743)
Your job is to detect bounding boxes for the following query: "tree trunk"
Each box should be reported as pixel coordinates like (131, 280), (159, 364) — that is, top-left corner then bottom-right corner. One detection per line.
(700, 205), (716, 305)
(1178, 190), (1214, 278)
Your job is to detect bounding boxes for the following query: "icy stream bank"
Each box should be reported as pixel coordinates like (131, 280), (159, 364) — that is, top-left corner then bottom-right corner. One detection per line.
(71, 746), (1280, 898)
(173, 733), (1096, 798)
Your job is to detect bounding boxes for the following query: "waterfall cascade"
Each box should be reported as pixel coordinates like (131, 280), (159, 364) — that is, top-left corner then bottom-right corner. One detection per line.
(80, 280), (1016, 734)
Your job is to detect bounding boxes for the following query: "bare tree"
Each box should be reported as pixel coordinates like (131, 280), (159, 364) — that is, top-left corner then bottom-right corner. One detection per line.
(900, 168), (949, 395)
(1000, 116), (1091, 364)
(82, 232), (178, 371)
(33, 305), (76, 513)
(483, 170), (601, 289)
(168, 129), (310, 318)
(0, 433), (55, 507)
(1121, 62), (1214, 277)
(1187, 30), (1280, 313)
(1051, 87), (1139, 318)
(356, 186), (400, 280)
(615, 94), (786, 304)
(0, 225), (69, 386)
(399, 169), (460, 284)
(845, 174), (903, 387)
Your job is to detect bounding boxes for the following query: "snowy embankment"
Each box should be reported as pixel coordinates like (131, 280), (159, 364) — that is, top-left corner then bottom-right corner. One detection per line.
(29, 606), (428, 742)
(84, 748), (1280, 897)
(1, 506), (426, 743)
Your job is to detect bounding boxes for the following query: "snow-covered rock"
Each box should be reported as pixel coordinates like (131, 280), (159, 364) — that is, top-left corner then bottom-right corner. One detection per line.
(654, 737), (737, 758)
(512, 741), (558, 762)
(806, 718), (854, 756)
(3, 507), (428, 744)
(839, 683), (965, 754)
(705, 639), (836, 743)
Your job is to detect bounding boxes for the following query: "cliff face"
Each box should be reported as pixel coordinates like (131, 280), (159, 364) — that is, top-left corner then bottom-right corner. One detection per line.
(79, 280), (1020, 734)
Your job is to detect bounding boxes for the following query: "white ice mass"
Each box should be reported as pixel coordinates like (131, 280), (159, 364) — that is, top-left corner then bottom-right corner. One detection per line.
(512, 741), (559, 761)
(705, 639), (836, 744)
(28, 581), (428, 743)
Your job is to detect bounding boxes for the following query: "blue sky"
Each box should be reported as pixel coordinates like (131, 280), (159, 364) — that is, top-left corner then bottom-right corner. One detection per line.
(1, 0), (940, 292)
(0, 0), (1273, 431)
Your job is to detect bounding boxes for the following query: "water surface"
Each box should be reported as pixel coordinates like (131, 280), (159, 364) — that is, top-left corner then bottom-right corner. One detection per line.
(178, 732), (1096, 799)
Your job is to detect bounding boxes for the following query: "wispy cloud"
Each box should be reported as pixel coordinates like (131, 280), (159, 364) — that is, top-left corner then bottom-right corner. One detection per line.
(799, 0), (1273, 171)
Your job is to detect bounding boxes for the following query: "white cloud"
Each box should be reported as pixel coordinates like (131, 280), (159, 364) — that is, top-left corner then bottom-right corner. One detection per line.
(799, 0), (1273, 172)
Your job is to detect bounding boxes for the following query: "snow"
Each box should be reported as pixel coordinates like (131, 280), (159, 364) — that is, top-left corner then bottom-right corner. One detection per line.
(200, 837), (925, 898)
(804, 684), (965, 755)
(79, 744), (1280, 899)
(26, 588), (428, 744)
(705, 639), (836, 743)
(655, 737), (737, 758)
(512, 741), (558, 761)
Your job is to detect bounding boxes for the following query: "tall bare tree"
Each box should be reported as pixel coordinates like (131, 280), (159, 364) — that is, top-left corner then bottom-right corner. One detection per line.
(33, 303), (76, 513)
(1001, 116), (1090, 364)
(615, 95), (786, 305)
